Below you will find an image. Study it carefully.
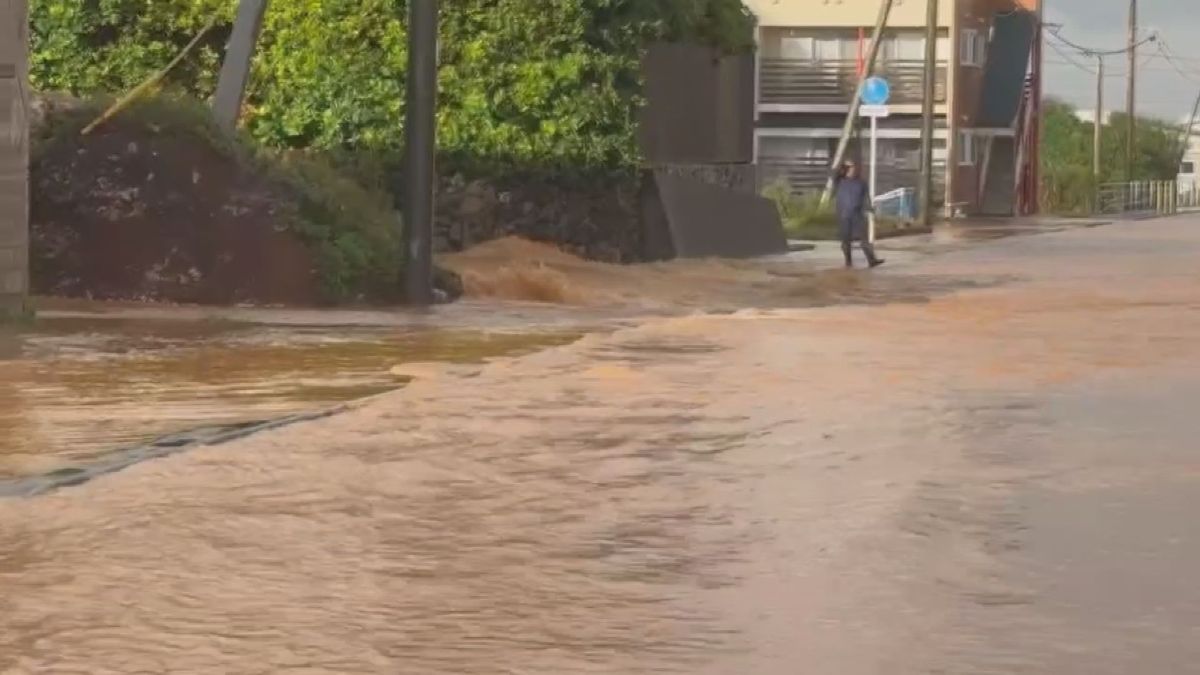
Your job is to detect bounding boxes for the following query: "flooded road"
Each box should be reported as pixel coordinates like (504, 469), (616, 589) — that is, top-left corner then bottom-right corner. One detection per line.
(2, 218), (1200, 672)
(0, 314), (584, 479)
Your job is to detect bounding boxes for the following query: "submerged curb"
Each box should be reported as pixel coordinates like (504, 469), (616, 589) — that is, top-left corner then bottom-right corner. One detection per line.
(0, 406), (348, 499)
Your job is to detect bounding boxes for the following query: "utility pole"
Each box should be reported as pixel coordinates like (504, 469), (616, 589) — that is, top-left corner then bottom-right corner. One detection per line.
(1177, 87), (1200, 171)
(918, 0), (939, 227)
(822, 0), (896, 205)
(402, 0), (438, 305)
(213, 0), (269, 133)
(1093, 54), (1104, 213)
(1094, 55), (1104, 182)
(1126, 0), (1137, 179)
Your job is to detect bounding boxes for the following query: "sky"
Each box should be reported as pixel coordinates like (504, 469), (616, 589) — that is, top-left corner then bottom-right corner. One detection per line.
(1043, 0), (1200, 122)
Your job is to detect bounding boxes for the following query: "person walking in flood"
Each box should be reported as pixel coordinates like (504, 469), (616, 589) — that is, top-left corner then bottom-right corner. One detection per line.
(834, 161), (885, 269)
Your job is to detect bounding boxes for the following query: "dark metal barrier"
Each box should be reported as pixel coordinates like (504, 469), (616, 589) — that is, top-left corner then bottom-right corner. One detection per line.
(642, 171), (787, 261)
(639, 43), (754, 164)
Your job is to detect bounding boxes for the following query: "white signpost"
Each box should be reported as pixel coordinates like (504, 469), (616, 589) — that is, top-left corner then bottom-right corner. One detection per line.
(860, 77), (891, 243)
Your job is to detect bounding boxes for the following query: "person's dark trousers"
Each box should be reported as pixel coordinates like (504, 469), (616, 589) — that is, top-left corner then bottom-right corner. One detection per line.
(840, 238), (880, 267)
(838, 217), (880, 267)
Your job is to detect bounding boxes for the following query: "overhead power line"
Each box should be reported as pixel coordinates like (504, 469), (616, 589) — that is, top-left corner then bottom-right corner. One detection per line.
(1155, 40), (1200, 84)
(1044, 24), (1158, 57)
(1045, 39), (1097, 75)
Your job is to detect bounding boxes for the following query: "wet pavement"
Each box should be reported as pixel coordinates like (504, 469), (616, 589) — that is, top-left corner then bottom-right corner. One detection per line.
(2, 216), (1199, 673)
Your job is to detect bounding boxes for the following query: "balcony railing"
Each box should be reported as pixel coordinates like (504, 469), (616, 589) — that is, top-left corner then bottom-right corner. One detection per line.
(759, 59), (947, 107)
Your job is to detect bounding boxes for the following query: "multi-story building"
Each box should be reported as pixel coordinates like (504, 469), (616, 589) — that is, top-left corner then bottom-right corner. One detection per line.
(744, 0), (1042, 216)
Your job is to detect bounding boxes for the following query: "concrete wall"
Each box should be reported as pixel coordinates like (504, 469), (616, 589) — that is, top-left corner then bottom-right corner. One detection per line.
(0, 0), (28, 315)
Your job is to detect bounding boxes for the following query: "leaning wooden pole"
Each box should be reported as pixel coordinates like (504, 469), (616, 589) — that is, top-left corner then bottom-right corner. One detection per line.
(821, 0), (896, 206)
(81, 21), (215, 136)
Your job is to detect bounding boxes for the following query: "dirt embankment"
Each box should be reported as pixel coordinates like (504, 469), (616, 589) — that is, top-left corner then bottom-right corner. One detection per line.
(32, 116), (323, 306)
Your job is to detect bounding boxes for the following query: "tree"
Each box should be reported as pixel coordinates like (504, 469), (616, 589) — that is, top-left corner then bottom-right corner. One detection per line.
(1040, 99), (1184, 213)
(29, 0), (756, 171)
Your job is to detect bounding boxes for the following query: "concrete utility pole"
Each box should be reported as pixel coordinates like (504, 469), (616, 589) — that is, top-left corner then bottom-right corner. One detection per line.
(213, 0), (269, 133)
(822, 0), (896, 205)
(1126, 0), (1137, 179)
(402, 0), (438, 305)
(0, 0), (29, 317)
(1178, 88), (1200, 171)
(1094, 55), (1104, 182)
(918, 0), (939, 227)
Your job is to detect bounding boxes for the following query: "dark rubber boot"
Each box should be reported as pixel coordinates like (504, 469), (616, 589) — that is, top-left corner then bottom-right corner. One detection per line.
(861, 241), (884, 269)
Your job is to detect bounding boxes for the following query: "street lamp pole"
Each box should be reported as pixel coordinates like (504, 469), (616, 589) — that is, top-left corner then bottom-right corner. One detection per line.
(403, 0), (438, 305)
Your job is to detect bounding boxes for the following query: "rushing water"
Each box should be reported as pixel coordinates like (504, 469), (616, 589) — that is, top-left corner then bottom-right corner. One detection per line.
(1, 219), (1199, 673)
(0, 316), (583, 480)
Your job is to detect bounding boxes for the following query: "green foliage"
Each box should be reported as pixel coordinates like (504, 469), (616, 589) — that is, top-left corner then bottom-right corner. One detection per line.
(1041, 99), (1185, 214)
(763, 180), (918, 240)
(29, 0), (232, 95)
(763, 181), (838, 239)
(272, 150), (402, 300)
(30, 0), (755, 171)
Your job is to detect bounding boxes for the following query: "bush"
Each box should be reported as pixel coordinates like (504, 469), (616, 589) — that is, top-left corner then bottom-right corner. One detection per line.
(1041, 163), (1096, 216)
(33, 92), (402, 300)
(763, 181), (838, 239)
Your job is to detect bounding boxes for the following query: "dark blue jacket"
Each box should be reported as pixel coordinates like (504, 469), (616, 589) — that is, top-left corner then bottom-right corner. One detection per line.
(834, 177), (869, 220)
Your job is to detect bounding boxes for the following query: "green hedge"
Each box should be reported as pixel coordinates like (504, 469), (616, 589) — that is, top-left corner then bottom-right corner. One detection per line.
(30, 0), (754, 170)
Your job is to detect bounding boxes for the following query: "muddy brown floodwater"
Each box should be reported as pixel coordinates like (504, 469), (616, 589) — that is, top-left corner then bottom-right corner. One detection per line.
(0, 314), (585, 481)
(2, 218), (1200, 673)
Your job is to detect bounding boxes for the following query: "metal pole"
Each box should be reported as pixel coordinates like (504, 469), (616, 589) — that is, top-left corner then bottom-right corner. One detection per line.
(870, 113), (878, 243)
(919, 0), (939, 226)
(403, 0), (438, 305)
(821, 0), (896, 205)
(213, 0), (269, 133)
(1126, 0), (1138, 180)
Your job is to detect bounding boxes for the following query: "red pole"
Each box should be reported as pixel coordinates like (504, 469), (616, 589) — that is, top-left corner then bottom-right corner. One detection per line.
(857, 27), (866, 76)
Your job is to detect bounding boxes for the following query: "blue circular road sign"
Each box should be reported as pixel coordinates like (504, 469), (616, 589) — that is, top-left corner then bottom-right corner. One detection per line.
(862, 76), (891, 106)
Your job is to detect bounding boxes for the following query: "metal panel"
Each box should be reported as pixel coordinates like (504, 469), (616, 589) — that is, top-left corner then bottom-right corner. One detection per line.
(978, 9), (1036, 128)
(639, 43), (754, 164)
(651, 171), (787, 259)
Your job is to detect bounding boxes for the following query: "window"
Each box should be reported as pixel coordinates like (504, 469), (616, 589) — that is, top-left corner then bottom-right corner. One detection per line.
(811, 36), (840, 62)
(960, 29), (985, 67)
(1182, 161), (1196, 175)
(958, 132), (977, 166)
(780, 36), (814, 60)
(891, 34), (925, 62)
